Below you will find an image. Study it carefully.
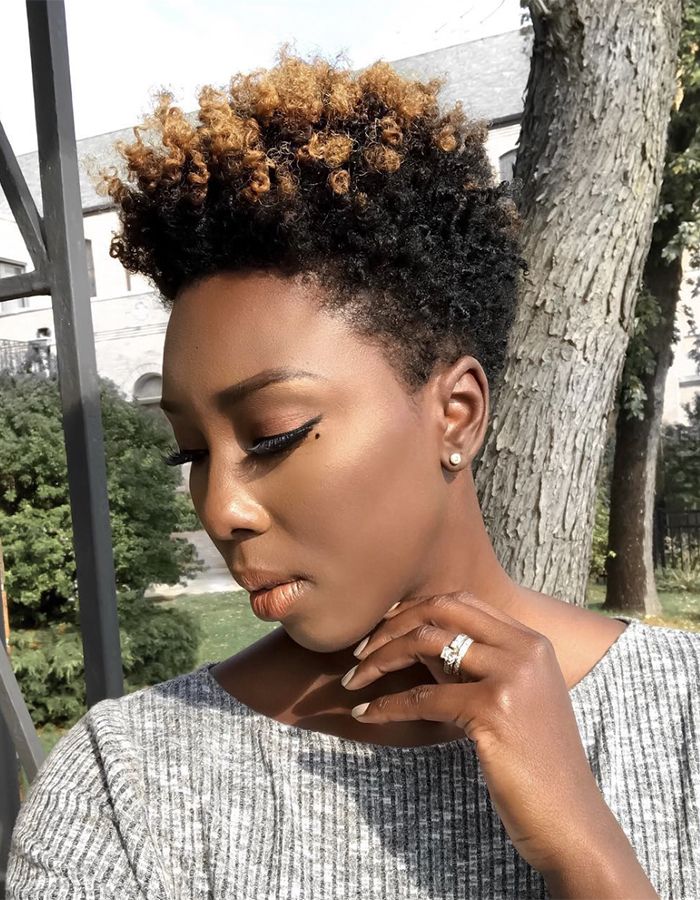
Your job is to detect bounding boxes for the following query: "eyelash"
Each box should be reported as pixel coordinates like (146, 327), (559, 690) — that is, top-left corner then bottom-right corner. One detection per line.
(162, 414), (323, 467)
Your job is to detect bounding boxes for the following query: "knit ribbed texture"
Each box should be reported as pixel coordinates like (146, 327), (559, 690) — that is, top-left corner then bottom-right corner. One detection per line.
(6, 614), (700, 899)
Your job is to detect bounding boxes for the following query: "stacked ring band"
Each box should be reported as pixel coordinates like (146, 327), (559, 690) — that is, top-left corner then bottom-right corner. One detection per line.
(440, 632), (474, 680)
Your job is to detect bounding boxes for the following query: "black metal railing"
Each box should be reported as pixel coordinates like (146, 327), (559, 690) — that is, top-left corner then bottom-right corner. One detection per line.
(654, 506), (700, 571)
(0, 338), (58, 377)
(0, 2), (124, 894)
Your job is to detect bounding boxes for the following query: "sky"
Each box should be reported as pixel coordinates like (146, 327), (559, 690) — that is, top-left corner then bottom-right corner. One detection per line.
(2, 0), (527, 156)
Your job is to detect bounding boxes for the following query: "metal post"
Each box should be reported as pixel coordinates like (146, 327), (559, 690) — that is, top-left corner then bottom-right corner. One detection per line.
(0, 550), (20, 900)
(24, 0), (124, 705)
(0, 1), (126, 885)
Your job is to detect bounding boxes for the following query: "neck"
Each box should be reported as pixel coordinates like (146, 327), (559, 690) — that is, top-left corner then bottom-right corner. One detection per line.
(280, 471), (529, 687)
(407, 468), (523, 619)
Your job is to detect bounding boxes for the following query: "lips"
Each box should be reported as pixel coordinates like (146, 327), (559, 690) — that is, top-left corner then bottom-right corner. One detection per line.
(249, 578), (309, 620)
(233, 570), (300, 593)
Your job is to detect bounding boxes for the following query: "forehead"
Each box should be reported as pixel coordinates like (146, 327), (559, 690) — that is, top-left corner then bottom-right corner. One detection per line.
(161, 270), (390, 395)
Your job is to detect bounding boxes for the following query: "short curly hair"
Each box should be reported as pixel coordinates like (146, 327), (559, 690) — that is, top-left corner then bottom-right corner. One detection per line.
(96, 46), (525, 394)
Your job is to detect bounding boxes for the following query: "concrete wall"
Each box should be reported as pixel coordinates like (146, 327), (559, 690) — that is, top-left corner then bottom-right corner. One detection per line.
(0, 288), (167, 400)
(485, 122), (521, 180)
(662, 250), (700, 425)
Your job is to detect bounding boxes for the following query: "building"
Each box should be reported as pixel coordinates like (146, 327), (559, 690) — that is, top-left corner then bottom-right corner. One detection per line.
(1, 27), (697, 423)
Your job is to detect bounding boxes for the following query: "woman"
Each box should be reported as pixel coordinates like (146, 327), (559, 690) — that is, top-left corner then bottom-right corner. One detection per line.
(7, 50), (699, 899)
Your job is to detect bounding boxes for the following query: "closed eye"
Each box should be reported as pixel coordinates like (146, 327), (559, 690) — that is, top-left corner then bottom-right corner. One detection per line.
(162, 414), (323, 466)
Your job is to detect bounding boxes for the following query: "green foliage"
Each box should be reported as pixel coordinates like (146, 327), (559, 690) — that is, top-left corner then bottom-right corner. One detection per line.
(618, 0), (700, 419)
(589, 434), (616, 580)
(590, 483), (615, 580)
(0, 371), (207, 726)
(0, 371), (205, 626)
(619, 287), (666, 421)
(655, 558), (700, 592)
(115, 589), (204, 687)
(173, 490), (202, 530)
(657, 0), (700, 264)
(8, 590), (203, 727)
(658, 392), (700, 509)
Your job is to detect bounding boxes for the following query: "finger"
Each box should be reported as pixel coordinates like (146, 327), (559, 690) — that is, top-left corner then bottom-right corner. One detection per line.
(344, 624), (501, 690)
(384, 591), (522, 628)
(357, 592), (529, 660)
(351, 681), (485, 731)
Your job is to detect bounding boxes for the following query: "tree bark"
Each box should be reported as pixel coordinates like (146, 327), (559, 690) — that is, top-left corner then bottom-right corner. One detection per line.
(604, 249), (683, 615)
(474, 0), (683, 606)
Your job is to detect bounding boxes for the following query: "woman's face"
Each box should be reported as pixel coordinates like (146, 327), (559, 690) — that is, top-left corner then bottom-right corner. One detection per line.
(161, 270), (481, 653)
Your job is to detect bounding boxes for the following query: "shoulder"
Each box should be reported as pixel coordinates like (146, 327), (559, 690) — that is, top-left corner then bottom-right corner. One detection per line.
(625, 617), (700, 699)
(7, 664), (214, 899)
(624, 615), (699, 660)
(33, 662), (218, 773)
(585, 616), (700, 738)
(7, 703), (162, 897)
(20, 659), (241, 802)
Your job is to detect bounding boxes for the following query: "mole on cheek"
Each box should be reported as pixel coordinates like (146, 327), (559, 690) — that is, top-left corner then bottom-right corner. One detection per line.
(315, 433), (320, 439)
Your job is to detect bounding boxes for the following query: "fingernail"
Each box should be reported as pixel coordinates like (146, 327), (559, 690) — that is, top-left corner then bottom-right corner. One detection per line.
(384, 601), (401, 617)
(353, 636), (370, 658)
(341, 664), (358, 687)
(351, 702), (370, 718)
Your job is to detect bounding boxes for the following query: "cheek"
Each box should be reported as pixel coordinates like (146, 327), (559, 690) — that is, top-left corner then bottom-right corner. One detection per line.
(275, 416), (444, 580)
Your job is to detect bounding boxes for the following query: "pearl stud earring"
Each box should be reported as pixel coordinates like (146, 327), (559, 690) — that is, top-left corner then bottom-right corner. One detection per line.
(449, 452), (462, 467)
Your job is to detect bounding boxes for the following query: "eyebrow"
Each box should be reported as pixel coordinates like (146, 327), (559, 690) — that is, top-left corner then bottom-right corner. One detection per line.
(159, 367), (327, 415)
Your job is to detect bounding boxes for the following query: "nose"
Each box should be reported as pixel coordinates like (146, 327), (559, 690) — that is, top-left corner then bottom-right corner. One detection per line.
(190, 454), (269, 541)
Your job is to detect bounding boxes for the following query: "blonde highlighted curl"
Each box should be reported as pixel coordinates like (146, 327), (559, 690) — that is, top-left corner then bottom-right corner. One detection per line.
(94, 45), (525, 393)
(97, 46), (471, 212)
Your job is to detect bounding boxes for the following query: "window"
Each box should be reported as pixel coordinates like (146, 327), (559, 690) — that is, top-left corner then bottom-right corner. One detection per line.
(133, 373), (163, 420)
(0, 259), (29, 314)
(498, 149), (517, 182)
(85, 239), (96, 297)
(679, 376), (700, 421)
(0, 260), (24, 277)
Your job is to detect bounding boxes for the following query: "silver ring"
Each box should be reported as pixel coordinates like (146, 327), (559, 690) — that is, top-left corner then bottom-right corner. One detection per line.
(439, 632), (474, 681)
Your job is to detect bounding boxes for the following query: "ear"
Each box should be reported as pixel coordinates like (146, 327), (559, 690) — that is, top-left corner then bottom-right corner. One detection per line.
(431, 356), (489, 469)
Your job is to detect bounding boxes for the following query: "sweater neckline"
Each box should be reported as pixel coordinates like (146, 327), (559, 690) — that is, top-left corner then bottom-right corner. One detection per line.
(198, 615), (639, 755)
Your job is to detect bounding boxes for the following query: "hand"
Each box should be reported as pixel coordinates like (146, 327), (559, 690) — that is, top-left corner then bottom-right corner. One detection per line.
(341, 591), (621, 877)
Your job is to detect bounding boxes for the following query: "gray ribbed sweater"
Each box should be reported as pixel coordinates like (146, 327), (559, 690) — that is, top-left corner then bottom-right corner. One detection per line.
(6, 614), (700, 899)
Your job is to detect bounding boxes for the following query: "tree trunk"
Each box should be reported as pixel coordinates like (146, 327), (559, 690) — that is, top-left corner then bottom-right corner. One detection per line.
(474, 0), (683, 606)
(604, 249), (683, 615)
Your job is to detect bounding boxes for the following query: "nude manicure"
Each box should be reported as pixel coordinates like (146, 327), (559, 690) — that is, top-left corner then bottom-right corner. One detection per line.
(353, 636), (370, 658)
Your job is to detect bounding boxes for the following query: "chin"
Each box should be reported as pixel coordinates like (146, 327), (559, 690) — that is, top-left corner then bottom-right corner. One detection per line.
(282, 620), (365, 656)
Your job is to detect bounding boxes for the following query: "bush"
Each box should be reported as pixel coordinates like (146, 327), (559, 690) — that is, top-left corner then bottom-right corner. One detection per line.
(658, 392), (700, 511)
(589, 431), (616, 581)
(7, 590), (203, 726)
(655, 558), (700, 593)
(0, 371), (206, 726)
(590, 482), (615, 581)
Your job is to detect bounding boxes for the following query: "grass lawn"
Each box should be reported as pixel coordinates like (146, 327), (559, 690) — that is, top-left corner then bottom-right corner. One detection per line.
(585, 582), (700, 632)
(158, 589), (278, 666)
(32, 583), (699, 762)
(163, 583), (700, 667)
